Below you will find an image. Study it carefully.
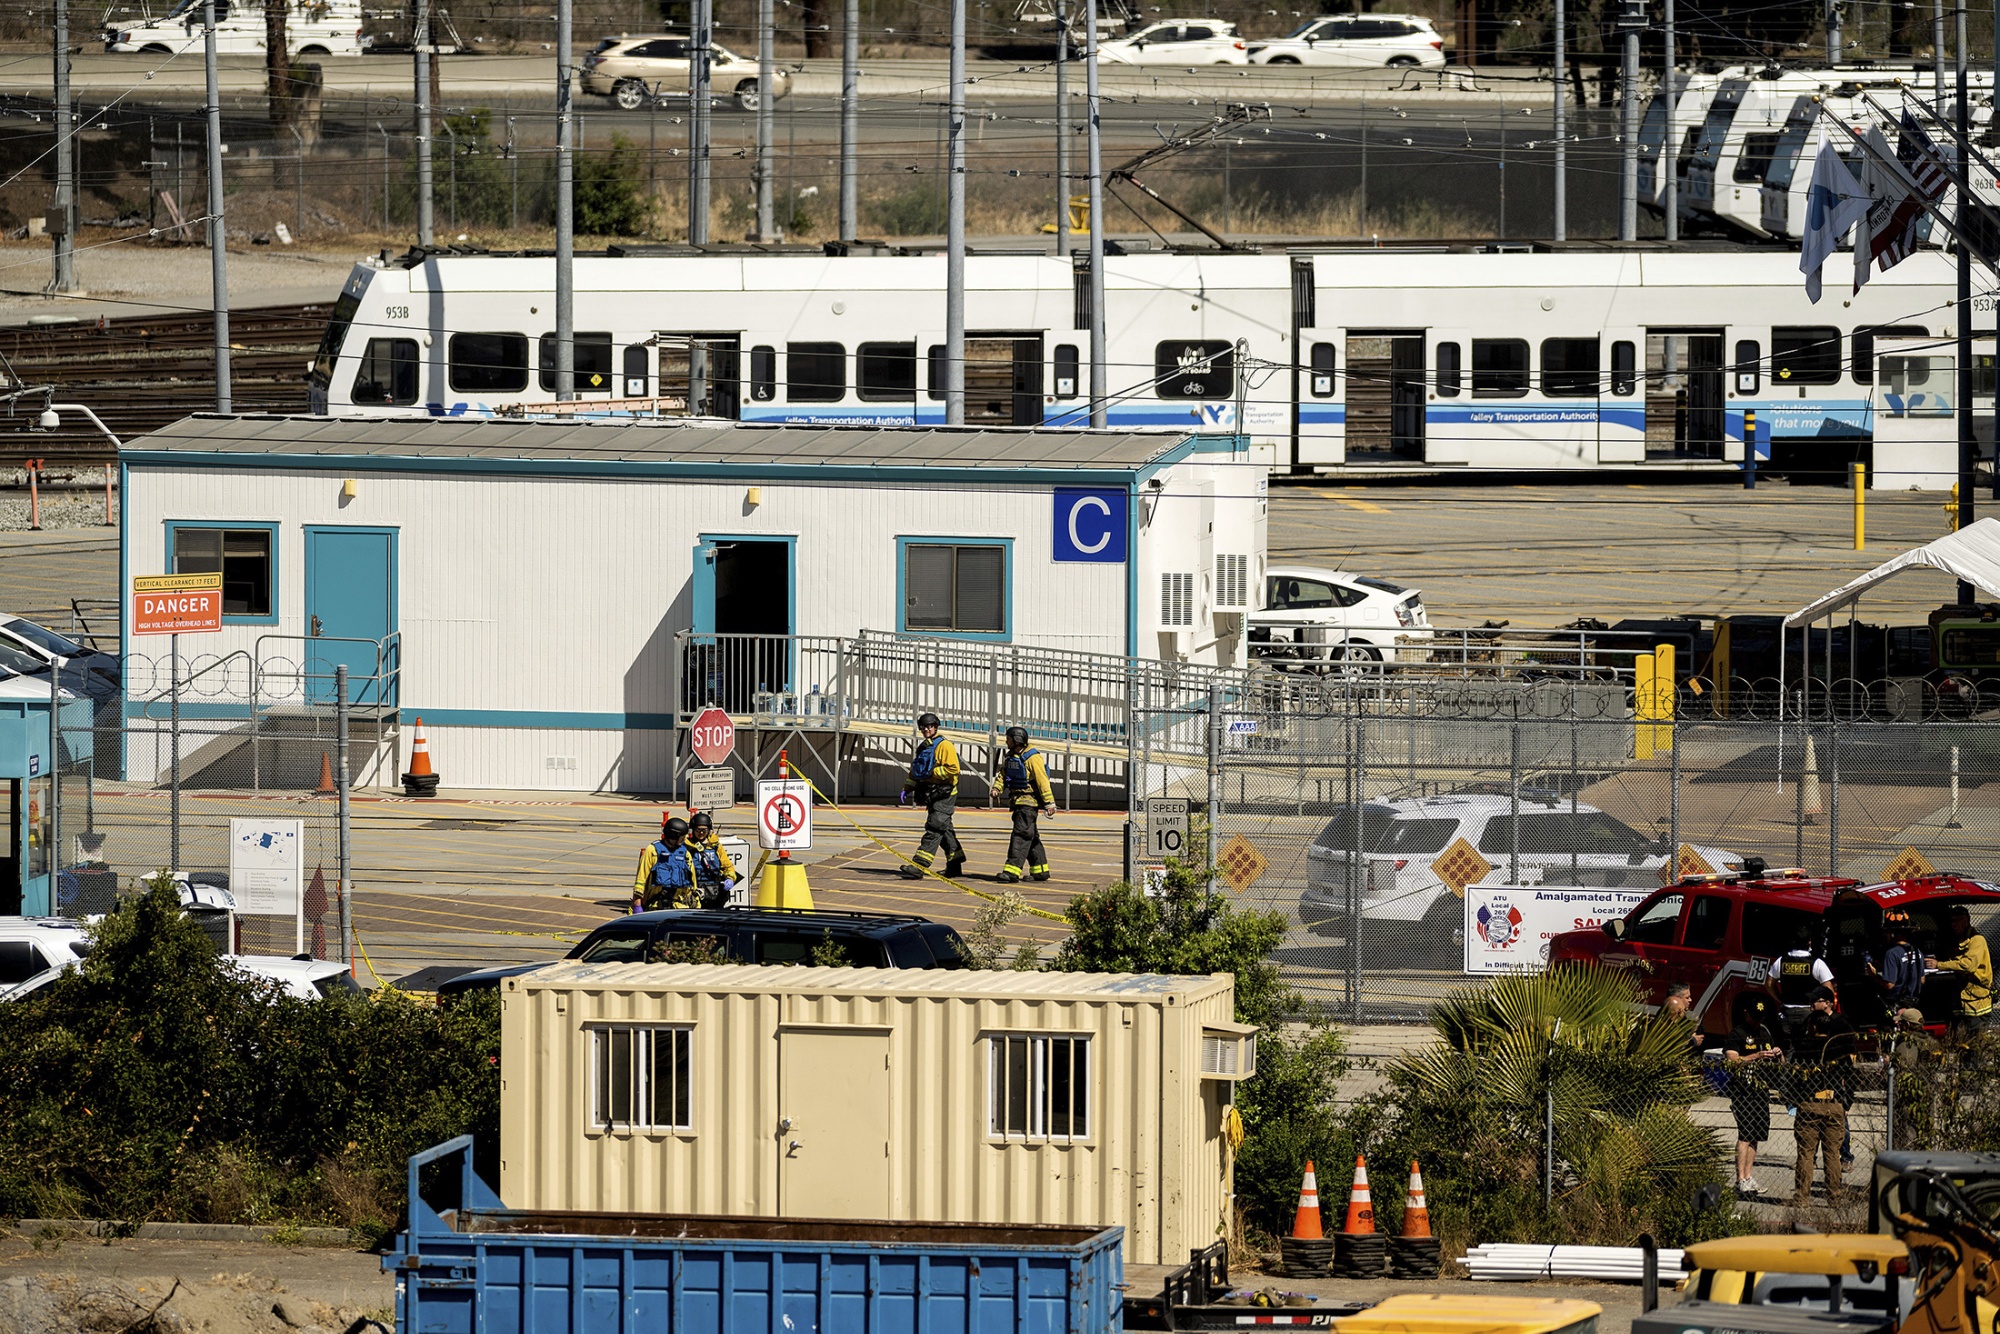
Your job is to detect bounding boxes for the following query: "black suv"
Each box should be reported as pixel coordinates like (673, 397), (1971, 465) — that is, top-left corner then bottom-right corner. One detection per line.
(434, 907), (973, 998)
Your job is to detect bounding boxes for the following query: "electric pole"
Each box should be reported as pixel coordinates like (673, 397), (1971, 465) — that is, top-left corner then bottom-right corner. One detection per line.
(204, 0), (229, 411)
(51, 0), (76, 292)
(415, 0), (433, 246)
(555, 0), (574, 400)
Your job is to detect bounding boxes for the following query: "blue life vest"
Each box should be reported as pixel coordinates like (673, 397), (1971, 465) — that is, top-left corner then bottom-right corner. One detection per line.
(911, 736), (942, 782)
(650, 841), (695, 890)
(691, 843), (725, 887)
(1003, 747), (1042, 794)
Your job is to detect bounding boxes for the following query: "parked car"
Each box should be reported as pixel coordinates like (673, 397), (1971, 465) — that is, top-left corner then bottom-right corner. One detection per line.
(581, 34), (792, 111)
(1299, 793), (1744, 952)
(1250, 564), (1433, 667)
(0, 613), (121, 706)
(1549, 865), (2000, 1036)
(3, 952), (359, 1002)
(1093, 19), (1249, 64)
(1246, 14), (1446, 67)
(437, 907), (975, 999)
(105, 0), (368, 54)
(0, 640), (82, 705)
(0, 916), (91, 988)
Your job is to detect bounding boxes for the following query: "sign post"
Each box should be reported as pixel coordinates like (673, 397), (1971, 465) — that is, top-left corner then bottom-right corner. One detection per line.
(229, 817), (304, 951)
(132, 573), (223, 872)
(753, 748), (813, 909)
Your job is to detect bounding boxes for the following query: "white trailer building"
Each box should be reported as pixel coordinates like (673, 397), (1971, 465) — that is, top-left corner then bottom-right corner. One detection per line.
(118, 416), (1265, 792)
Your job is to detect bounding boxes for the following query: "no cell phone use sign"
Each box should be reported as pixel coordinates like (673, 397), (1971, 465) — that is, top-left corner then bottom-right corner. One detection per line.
(132, 573), (223, 636)
(757, 779), (813, 852)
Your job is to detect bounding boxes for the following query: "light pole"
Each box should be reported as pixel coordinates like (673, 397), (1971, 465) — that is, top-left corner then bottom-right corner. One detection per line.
(37, 402), (122, 525)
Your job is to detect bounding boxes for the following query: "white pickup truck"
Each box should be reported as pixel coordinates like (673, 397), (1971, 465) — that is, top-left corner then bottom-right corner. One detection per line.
(106, 0), (368, 55)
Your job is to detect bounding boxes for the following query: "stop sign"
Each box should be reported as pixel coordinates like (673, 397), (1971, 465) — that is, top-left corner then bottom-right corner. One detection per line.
(689, 707), (736, 767)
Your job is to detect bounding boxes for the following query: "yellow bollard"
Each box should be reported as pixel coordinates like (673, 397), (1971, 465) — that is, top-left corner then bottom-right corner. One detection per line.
(755, 857), (815, 909)
(1635, 652), (1657, 762)
(1853, 461), (1866, 550)
(1947, 482), (1961, 533)
(1654, 643), (1676, 756)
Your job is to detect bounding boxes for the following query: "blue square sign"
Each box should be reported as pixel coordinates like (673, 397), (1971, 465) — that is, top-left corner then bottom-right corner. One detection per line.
(1053, 488), (1128, 563)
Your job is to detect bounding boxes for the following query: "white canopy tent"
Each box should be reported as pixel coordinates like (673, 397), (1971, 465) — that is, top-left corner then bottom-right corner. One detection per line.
(1780, 517), (2000, 717)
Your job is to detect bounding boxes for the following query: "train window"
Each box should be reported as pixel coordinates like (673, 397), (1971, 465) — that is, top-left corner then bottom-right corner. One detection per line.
(537, 332), (614, 393)
(350, 338), (420, 406)
(1852, 325), (1928, 386)
(1539, 338), (1600, 398)
(622, 344), (648, 397)
(857, 342), (918, 401)
(1470, 339), (1528, 397)
(927, 345), (947, 400)
(1309, 342), (1336, 398)
(788, 343), (846, 401)
(1734, 339), (1760, 394)
(1435, 342), (1461, 397)
(749, 345), (776, 401)
(1053, 344), (1079, 398)
(1610, 341), (1637, 396)
(447, 332), (529, 393)
(1154, 340), (1235, 399)
(1771, 327), (1841, 385)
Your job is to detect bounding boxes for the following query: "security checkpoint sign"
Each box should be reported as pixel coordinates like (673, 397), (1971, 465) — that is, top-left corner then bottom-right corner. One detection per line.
(1052, 488), (1129, 563)
(757, 778), (812, 851)
(690, 707), (736, 767)
(132, 572), (222, 635)
(688, 766), (736, 812)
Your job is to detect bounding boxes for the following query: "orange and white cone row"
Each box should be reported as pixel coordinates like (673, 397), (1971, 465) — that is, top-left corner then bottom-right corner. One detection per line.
(1342, 1154), (1376, 1234)
(1291, 1160), (1324, 1240)
(1401, 1160), (1431, 1239)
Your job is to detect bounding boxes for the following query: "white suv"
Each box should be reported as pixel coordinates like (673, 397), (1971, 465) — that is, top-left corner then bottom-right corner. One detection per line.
(1298, 793), (1744, 947)
(0, 917), (91, 989)
(1247, 14), (1446, 68)
(1250, 564), (1432, 667)
(1094, 19), (1249, 64)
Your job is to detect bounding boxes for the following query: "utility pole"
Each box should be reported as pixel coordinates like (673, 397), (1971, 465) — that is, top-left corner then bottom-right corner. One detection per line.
(1617, 0), (1639, 241)
(555, 0), (574, 399)
(1086, 0), (1105, 427)
(689, 0), (711, 244)
(1055, 0), (1070, 256)
(756, 0), (775, 239)
(945, 0), (966, 423)
(51, 0), (77, 293)
(415, 0), (433, 246)
(1663, 0), (1676, 241)
(840, 0), (857, 241)
(1931, 0), (1945, 98)
(204, 0), (230, 412)
(1827, 0), (1841, 60)
(1956, 0), (1975, 596)
(1552, 0), (1564, 242)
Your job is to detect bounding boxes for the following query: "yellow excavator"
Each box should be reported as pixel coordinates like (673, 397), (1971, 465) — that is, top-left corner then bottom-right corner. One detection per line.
(1640, 1151), (2000, 1334)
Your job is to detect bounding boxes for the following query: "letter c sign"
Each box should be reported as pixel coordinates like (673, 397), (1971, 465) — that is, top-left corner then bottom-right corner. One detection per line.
(1053, 488), (1129, 563)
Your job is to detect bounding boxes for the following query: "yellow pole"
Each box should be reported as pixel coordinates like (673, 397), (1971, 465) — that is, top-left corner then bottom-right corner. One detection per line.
(1947, 482), (1961, 532)
(1852, 461), (1866, 550)
(1635, 651), (1656, 761)
(1655, 643), (1676, 755)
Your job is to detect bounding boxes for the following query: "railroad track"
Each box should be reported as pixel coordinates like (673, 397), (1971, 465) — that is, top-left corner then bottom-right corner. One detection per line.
(0, 302), (325, 467)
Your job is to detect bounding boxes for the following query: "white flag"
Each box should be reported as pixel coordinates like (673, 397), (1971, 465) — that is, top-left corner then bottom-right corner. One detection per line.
(1799, 128), (1867, 304)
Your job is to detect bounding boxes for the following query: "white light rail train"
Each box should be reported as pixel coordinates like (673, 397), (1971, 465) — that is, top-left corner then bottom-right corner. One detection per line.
(308, 246), (1974, 479)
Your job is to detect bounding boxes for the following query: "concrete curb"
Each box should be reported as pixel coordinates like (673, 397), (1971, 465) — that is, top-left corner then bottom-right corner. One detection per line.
(4, 1218), (360, 1247)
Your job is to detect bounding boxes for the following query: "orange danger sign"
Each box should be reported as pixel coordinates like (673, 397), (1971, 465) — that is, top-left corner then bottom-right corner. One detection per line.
(132, 573), (223, 635)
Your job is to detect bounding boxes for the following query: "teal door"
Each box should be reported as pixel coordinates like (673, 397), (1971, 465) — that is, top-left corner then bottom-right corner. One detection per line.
(305, 527), (399, 705)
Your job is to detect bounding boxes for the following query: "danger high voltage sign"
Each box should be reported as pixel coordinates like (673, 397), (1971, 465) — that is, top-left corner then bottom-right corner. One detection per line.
(132, 573), (223, 635)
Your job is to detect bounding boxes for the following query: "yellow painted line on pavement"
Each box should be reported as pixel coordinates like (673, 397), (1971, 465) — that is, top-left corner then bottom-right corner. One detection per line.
(1299, 492), (1390, 513)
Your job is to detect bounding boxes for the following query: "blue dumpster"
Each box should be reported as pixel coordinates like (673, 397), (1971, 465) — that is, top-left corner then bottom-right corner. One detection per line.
(387, 1138), (1126, 1334)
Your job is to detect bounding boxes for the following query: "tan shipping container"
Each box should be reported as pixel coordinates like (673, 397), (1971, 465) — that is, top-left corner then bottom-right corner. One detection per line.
(499, 963), (1257, 1264)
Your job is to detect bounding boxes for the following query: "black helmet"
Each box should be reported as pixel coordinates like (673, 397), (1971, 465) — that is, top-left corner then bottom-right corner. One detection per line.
(663, 817), (690, 839)
(917, 711), (940, 731)
(689, 811), (714, 831)
(1006, 725), (1028, 748)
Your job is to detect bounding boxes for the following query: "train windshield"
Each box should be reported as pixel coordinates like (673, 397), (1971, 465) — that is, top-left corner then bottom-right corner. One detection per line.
(310, 289), (363, 390)
(1762, 111), (1816, 193)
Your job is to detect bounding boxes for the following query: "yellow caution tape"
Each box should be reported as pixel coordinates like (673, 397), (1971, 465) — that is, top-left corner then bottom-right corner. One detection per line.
(784, 770), (1070, 924)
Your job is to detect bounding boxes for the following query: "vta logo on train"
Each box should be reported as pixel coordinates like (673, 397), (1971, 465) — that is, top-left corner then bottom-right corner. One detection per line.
(1477, 896), (1524, 949)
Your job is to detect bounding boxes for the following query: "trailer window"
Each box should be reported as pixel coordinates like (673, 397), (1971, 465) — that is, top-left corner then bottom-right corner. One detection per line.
(1471, 339), (1529, 397)
(448, 332), (530, 393)
(788, 342), (846, 402)
(350, 337), (420, 406)
(988, 1033), (1089, 1142)
(1853, 325), (1929, 385)
(593, 1025), (692, 1132)
(1435, 341), (1461, 397)
(1772, 326), (1842, 385)
(1540, 338), (1600, 398)
(904, 541), (1007, 636)
(857, 341), (918, 401)
(172, 526), (273, 618)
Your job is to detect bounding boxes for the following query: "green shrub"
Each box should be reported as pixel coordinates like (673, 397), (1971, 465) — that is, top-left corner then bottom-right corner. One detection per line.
(575, 132), (651, 235)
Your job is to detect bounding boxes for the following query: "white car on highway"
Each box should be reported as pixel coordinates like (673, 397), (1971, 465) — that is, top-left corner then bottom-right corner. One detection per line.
(1249, 564), (1432, 667)
(1094, 19), (1249, 64)
(105, 0), (367, 54)
(1247, 14), (1446, 67)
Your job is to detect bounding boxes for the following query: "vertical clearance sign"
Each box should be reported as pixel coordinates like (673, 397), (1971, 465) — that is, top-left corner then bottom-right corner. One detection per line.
(132, 573), (223, 635)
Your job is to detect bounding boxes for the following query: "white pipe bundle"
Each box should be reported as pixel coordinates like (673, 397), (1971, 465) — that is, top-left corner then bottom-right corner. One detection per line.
(1463, 1243), (1685, 1283)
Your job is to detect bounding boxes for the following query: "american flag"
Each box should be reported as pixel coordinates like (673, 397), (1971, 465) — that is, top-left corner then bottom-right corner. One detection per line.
(1873, 111), (1953, 271)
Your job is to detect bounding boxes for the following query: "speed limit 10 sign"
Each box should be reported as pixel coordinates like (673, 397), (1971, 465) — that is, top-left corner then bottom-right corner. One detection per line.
(1145, 797), (1189, 858)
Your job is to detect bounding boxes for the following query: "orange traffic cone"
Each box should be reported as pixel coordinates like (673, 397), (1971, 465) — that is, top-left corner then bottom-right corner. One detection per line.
(1291, 1160), (1324, 1240)
(402, 717), (440, 796)
(1401, 1160), (1431, 1239)
(315, 751), (336, 795)
(1342, 1155), (1376, 1234)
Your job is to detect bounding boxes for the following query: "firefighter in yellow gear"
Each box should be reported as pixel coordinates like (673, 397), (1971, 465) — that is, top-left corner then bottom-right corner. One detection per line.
(686, 810), (742, 908)
(633, 815), (697, 911)
(990, 725), (1054, 883)
(902, 712), (966, 878)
